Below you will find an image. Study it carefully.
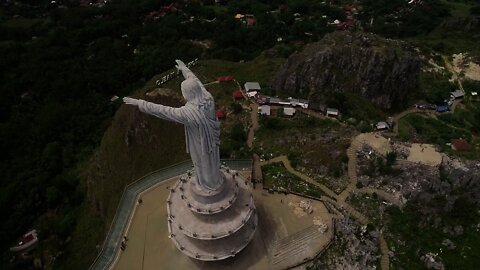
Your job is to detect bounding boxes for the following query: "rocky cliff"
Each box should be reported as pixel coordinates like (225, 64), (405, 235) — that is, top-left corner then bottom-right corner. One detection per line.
(271, 31), (422, 110)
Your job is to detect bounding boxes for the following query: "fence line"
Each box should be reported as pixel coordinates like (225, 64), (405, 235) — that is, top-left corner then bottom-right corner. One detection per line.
(89, 159), (252, 270)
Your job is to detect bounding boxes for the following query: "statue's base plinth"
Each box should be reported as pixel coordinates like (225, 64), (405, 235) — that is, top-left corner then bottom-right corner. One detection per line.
(166, 167), (257, 261)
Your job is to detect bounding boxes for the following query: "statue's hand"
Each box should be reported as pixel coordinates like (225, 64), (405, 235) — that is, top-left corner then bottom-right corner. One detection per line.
(123, 97), (140, 106)
(175, 59), (187, 71)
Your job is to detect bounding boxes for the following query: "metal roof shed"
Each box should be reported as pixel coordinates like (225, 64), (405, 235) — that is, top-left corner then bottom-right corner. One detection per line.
(436, 105), (450, 112)
(244, 82), (261, 92)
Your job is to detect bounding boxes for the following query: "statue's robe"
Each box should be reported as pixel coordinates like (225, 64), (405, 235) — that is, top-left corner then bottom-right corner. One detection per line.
(137, 98), (222, 191)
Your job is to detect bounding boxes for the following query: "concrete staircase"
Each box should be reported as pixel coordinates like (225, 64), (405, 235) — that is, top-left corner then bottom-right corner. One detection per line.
(270, 226), (322, 266)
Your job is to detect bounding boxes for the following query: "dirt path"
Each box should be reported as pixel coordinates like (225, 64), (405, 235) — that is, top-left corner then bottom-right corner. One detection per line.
(443, 55), (464, 91)
(392, 108), (423, 134)
(379, 235), (390, 270)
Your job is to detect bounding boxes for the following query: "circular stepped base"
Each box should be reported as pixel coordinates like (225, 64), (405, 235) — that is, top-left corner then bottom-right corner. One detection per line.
(167, 168), (257, 261)
(169, 212), (257, 261)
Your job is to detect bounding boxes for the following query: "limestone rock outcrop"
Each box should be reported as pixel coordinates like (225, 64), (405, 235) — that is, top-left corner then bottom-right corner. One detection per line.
(271, 31), (421, 110)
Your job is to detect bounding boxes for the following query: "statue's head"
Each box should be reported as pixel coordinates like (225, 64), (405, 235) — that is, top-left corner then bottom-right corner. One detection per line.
(181, 78), (213, 108)
(181, 78), (200, 102)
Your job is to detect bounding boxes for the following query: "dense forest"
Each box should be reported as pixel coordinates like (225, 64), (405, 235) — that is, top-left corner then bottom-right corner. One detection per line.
(1, 0), (477, 269)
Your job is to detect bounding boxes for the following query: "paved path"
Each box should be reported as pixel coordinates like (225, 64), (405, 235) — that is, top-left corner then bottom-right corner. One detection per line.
(379, 234), (390, 270)
(247, 103), (259, 148)
(338, 136), (363, 202)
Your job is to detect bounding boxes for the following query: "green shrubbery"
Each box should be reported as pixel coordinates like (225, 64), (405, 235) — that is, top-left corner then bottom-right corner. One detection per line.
(262, 162), (326, 198)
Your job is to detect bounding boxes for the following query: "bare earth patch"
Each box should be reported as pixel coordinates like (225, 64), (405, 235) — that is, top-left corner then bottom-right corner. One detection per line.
(407, 143), (442, 166)
(452, 53), (480, 81)
(357, 133), (392, 155)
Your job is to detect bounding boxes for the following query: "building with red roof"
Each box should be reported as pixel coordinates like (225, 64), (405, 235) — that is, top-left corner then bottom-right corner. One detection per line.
(217, 76), (235, 82)
(451, 139), (471, 151)
(232, 90), (244, 100)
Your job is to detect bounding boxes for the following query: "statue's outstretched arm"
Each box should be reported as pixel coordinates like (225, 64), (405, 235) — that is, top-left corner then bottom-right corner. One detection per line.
(175, 59), (211, 98)
(175, 59), (197, 80)
(123, 97), (189, 125)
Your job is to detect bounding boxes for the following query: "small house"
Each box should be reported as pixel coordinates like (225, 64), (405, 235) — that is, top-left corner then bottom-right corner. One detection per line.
(278, 99), (291, 106)
(451, 139), (471, 151)
(283, 107), (296, 117)
(232, 90), (244, 101)
(269, 97), (282, 105)
(288, 98), (300, 106)
(436, 105), (450, 113)
(259, 105), (271, 116)
(256, 96), (268, 105)
(451, 90), (464, 99)
(217, 76), (234, 82)
(287, 98), (308, 108)
(326, 108), (339, 118)
(298, 99), (309, 109)
(376, 122), (390, 130)
(244, 82), (261, 92)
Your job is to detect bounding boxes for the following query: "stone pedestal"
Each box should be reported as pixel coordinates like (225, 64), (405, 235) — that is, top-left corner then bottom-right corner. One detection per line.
(167, 166), (257, 261)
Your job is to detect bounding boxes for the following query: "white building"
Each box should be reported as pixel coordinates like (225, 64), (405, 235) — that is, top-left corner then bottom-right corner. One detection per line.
(244, 82), (261, 92)
(259, 105), (271, 116)
(451, 89), (464, 99)
(376, 121), (389, 130)
(269, 97), (281, 104)
(283, 107), (296, 117)
(326, 108), (339, 118)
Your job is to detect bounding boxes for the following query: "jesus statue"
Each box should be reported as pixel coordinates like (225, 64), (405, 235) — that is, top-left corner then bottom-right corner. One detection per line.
(123, 60), (223, 191)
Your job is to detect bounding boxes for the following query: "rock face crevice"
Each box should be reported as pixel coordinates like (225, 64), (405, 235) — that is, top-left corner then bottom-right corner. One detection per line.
(271, 31), (421, 110)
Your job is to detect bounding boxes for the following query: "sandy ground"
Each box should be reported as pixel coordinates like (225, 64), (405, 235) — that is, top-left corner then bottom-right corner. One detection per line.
(407, 143), (442, 166)
(113, 172), (333, 270)
(452, 53), (480, 81)
(357, 133), (392, 155)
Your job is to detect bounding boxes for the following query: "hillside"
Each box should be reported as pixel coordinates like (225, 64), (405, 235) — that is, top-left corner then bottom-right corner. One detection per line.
(85, 93), (188, 222)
